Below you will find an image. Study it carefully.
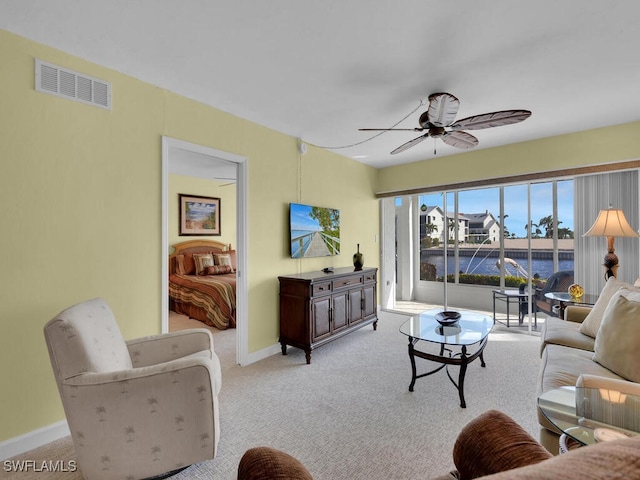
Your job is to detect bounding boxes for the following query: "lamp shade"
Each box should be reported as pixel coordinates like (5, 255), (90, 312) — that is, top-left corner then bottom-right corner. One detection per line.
(583, 208), (639, 238)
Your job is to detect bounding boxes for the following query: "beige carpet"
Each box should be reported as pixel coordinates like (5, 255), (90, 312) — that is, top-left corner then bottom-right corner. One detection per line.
(4, 310), (542, 480)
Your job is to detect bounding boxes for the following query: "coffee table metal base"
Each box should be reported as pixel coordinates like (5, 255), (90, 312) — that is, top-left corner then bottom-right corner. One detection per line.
(407, 336), (488, 408)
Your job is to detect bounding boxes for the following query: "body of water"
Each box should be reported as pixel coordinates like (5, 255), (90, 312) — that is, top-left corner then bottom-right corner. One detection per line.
(423, 253), (574, 279)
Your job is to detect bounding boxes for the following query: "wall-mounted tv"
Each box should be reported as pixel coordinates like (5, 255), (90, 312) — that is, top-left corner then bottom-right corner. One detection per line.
(290, 203), (340, 258)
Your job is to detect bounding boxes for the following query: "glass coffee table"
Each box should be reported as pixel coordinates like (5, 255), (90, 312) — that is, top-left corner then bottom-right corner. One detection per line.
(538, 386), (640, 448)
(399, 309), (494, 408)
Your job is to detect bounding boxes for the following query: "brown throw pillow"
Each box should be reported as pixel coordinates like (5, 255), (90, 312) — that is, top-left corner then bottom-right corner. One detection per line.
(202, 265), (233, 275)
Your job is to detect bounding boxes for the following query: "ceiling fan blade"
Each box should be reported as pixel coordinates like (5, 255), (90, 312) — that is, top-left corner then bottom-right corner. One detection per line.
(441, 130), (479, 149)
(450, 110), (532, 131)
(358, 128), (424, 132)
(390, 134), (429, 155)
(427, 92), (460, 127)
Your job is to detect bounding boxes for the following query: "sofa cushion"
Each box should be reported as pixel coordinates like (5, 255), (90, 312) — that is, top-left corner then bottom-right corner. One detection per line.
(538, 344), (624, 395)
(536, 344), (625, 434)
(479, 436), (640, 479)
(593, 291), (640, 382)
(540, 317), (594, 356)
(579, 276), (639, 338)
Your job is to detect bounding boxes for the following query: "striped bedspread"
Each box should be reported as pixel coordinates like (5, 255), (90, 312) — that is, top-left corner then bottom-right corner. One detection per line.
(169, 273), (236, 329)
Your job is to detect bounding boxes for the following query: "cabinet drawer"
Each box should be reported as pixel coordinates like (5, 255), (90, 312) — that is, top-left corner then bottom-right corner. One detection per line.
(312, 281), (332, 296)
(333, 274), (363, 290)
(363, 271), (376, 283)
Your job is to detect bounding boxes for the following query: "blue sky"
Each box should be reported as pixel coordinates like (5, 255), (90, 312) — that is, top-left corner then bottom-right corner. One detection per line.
(290, 203), (322, 231)
(415, 180), (574, 238)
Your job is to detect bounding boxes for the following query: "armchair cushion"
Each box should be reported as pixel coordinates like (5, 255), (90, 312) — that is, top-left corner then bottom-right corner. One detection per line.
(45, 298), (132, 379)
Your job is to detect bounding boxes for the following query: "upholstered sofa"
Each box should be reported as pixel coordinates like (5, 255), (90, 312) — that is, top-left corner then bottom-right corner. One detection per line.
(237, 410), (640, 479)
(536, 276), (640, 451)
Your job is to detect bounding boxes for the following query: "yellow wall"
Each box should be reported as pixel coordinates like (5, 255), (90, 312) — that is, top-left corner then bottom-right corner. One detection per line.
(377, 122), (640, 194)
(168, 174), (237, 249)
(0, 30), (380, 442)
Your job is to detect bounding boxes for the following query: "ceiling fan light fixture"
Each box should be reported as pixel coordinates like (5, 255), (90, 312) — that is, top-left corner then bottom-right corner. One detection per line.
(359, 92), (531, 155)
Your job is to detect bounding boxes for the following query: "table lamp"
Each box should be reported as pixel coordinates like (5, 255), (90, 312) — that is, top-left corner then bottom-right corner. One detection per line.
(583, 206), (639, 279)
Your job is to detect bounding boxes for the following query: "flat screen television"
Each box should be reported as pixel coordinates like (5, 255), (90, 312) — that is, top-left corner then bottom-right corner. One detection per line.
(290, 203), (340, 258)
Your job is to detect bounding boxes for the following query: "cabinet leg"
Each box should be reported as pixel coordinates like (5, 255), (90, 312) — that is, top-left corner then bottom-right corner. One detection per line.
(373, 320), (378, 331)
(281, 343), (287, 356)
(305, 350), (311, 365)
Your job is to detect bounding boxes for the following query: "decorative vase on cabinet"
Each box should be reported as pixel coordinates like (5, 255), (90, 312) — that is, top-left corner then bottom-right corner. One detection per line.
(353, 244), (364, 271)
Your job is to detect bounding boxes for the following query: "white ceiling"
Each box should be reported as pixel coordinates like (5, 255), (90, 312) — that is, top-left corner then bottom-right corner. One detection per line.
(2, 1), (640, 169)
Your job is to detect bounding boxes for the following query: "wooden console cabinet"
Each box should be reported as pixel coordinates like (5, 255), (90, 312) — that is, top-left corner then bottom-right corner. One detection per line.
(278, 267), (378, 364)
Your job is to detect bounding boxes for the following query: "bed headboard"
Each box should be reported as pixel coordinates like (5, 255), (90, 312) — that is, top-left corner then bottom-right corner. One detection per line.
(169, 240), (234, 274)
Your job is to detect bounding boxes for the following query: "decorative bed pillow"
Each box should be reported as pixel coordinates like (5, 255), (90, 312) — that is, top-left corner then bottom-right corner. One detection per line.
(214, 253), (234, 271)
(202, 265), (233, 276)
(175, 254), (186, 275)
(193, 253), (215, 275)
(593, 291), (640, 382)
(181, 252), (196, 274)
(579, 276), (638, 338)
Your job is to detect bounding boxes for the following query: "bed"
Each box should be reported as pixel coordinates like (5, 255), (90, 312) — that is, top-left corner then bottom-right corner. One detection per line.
(169, 239), (237, 329)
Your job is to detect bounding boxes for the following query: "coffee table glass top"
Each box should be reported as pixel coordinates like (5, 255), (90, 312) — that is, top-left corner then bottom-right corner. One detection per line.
(538, 386), (640, 446)
(399, 309), (493, 346)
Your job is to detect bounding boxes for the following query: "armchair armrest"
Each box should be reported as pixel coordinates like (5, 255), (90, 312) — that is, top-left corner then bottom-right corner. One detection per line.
(563, 305), (592, 323)
(64, 354), (218, 388)
(576, 375), (640, 433)
(126, 328), (214, 367)
(453, 410), (552, 480)
(577, 374), (640, 396)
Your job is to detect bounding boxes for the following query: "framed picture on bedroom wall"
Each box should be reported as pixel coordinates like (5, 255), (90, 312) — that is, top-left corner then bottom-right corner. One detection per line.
(179, 194), (221, 236)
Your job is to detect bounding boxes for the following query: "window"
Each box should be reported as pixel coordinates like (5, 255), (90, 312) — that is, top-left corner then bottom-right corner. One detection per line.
(417, 180), (574, 288)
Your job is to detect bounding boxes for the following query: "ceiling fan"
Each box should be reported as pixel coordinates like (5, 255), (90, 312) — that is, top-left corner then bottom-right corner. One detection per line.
(359, 92), (531, 155)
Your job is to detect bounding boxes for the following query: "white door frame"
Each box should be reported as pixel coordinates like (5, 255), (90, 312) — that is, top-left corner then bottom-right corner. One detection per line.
(161, 136), (249, 365)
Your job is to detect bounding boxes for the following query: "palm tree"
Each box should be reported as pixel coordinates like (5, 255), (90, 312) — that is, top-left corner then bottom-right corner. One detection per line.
(175, 415), (185, 431)
(537, 215), (562, 238)
(147, 397), (158, 413)
(524, 221), (541, 238)
(196, 385), (207, 401)
(151, 445), (161, 461)
(96, 405), (107, 422)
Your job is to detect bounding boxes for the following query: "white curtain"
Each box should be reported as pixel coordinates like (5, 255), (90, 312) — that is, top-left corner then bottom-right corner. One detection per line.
(575, 170), (640, 295)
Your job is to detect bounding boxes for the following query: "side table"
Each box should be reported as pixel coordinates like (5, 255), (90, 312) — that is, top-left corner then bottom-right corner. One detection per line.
(492, 289), (537, 328)
(543, 292), (598, 319)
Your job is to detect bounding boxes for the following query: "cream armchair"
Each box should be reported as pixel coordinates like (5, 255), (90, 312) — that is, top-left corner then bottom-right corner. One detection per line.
(44, 298), (221, 480)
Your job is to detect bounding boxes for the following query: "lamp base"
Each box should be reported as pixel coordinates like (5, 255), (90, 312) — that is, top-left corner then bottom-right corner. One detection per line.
(603, 252), (619, 279)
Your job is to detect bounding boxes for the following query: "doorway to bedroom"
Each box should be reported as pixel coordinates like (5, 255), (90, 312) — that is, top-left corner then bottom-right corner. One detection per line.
(161, 136), (248, 366)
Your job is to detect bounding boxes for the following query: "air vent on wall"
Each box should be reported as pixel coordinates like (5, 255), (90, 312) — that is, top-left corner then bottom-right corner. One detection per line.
(35, 59), (111, 110)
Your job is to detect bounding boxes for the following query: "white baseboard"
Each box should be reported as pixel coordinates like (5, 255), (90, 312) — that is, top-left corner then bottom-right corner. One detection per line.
(0, 420), (69, 461)
(243, 343), (282, 365)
